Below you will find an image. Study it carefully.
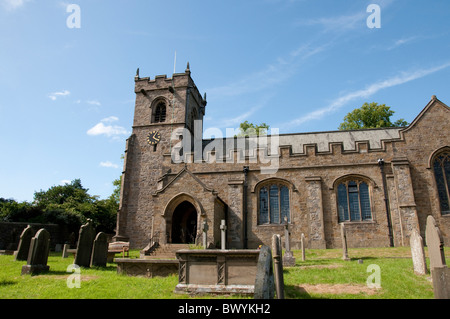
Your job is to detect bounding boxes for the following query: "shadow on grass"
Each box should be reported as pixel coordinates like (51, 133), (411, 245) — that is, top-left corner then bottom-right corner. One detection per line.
(0, 279), (17, 286)
(285, 285), (329, 299)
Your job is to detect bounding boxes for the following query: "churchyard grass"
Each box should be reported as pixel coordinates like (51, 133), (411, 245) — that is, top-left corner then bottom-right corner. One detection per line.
(0, 247), (444, 299)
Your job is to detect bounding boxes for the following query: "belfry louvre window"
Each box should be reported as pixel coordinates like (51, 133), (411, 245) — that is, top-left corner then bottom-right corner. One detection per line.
(433, 152), (450, 216)
(337, 180), (372, 222)
(154, 102), (166, 123)
(259, 184), (290, 224)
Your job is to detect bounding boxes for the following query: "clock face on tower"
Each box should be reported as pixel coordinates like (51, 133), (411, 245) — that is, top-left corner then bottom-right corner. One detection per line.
(147, 130), (161, 145)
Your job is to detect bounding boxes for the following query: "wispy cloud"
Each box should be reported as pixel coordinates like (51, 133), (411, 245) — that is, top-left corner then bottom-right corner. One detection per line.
(87, 116), (129, 139)
(99, 161), (120, 169)
(296, 12), (366, 32)
(86, 100), (101, 106)
(294, 0), (394, 33)
(284, 62), (450, 128)
(1, 0), (31, 11)
(207, 41), (328, 100)
(48, 90), (70, 101)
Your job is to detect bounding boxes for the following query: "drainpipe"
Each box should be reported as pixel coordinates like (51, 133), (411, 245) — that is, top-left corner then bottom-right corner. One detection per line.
(243, 166), (249, 249)
(378, 158), (394, 247)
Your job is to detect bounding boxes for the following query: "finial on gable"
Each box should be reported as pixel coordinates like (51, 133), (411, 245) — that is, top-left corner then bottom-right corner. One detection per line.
(185, 62), (190, 74)
(432, 95), (437, 100)
(135, 68), (140, 81)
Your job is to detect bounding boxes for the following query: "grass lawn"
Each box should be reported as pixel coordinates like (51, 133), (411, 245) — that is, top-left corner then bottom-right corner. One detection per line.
(0, 247), (443, 299)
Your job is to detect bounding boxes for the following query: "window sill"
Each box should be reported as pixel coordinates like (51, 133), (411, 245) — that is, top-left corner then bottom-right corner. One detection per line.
(257, 223), (291, 228)
(339, 220), (376, 225)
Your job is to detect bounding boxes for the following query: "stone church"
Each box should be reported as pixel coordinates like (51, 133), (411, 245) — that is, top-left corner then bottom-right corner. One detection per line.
(113, 64), (450, 250)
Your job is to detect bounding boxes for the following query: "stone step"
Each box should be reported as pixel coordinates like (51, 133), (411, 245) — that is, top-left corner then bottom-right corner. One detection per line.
(145, 244), (190, 259)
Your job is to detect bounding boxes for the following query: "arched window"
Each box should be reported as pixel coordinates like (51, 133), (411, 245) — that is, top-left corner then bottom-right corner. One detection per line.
(259, 183), (290, 225)
(337, 180), (372, 222)
(433, 152), (450, 215)
(154, 102), (166, 123)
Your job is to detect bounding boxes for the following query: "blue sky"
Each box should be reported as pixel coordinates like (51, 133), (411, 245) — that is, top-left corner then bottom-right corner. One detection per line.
(1, 0), (449, 202)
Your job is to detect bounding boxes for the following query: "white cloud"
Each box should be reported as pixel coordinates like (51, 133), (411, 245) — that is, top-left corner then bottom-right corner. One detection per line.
(59, 179), (71, 185)
(86, 100), (101, 106)
(99, 161), (120, 169)
(1, 0), (31, 11)
(87, 116), (129, 139)
(100, 116), (119, 123)
(284, 62), (450, 128)
(48, 90), (70, 101)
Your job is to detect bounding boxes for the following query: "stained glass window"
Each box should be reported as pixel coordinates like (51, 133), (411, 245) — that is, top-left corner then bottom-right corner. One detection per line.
(258, 183), (290, 224)
(337, 180), (372, 222)
(433, 152), (450, 215)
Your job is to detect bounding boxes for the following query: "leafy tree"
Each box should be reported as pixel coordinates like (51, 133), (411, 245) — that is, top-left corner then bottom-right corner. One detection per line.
(237, 121), (270, 136)
(110, 176), (122, 206)
(1, 178), (119, 234)
(338, 102), (409, 130)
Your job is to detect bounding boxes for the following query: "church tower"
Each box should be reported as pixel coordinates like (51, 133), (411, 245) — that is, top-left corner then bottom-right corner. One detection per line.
(113, 64), (207, 244)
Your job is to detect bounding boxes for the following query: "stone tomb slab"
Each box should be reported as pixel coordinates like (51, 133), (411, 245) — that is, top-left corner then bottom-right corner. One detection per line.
(175, 249), (260, 295)
(116, 258), (179, 278)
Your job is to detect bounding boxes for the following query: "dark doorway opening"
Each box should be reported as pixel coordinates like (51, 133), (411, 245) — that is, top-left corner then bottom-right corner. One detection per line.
(171, 201), (197, 244)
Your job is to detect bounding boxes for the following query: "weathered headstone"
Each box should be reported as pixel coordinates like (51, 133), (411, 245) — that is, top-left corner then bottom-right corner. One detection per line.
(431, 266), (450, 299)
(425, 215), (446, 269)
(282, 218), (295, 267)
(301, 233), (306, 261)
(254, 245), (274, 299)
(425, 215), (450, 299)
(74, 219), (96, 267)
(14, 225), (33, 261)
(272, 234), (285, 299)
(62, 243), (70, 258)
(90, 232), (109, 267)
(21, 228), (50, 275)
(340, 223), (350, 261)
(410, 228), (428, 275)
(220, 220), (227, 250)
(202, 221), (209, 249)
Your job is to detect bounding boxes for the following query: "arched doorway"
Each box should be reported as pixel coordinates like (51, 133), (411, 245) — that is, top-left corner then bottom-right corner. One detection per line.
(171, 201), (197, 244)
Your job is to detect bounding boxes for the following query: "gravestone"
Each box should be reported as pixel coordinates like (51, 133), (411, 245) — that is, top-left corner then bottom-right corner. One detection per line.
(301, 233), (306, 261)
(21, 228), (50, 275)
(425, 215), (446, 269)
(62, 243), (70, 258)
(220, 220), (227, 250)
(90, 232), (108, 267)
(272, 234), (285, 299)
(14, 225), (33, 261)
(55, 244), (62, 252)
(410, 228), (427, 275)
(254, 246), (274, 299)
(425, 215), (450, 299)
(282, 218), (295, 267)
(202, 221), (209, 249)
(74, 219), (96, 267)
(340, 223), (350, 261)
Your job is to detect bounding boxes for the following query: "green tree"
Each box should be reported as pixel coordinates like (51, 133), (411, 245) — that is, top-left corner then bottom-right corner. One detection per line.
(237, 121), (270, 136)
(338, 102), (409, 130)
